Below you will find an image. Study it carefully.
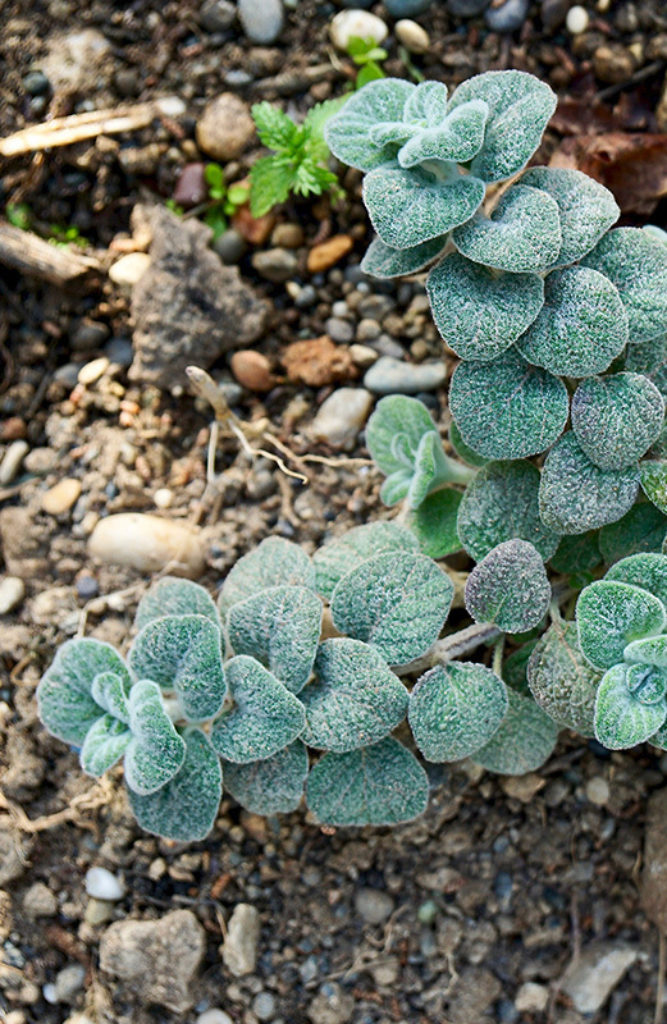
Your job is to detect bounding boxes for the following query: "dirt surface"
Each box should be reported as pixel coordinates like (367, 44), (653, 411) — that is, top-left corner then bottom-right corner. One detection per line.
(1, 1), (667, 1022)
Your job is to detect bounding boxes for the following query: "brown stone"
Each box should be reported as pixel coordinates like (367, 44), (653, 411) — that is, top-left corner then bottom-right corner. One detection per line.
(41, 478), (82, 516)
(231, 205), (276, 245)
(281, 336), (358, 387)
(307, 234), (354, 274)
(230, 350), (276, 392)
(196, 93), (255, 161)
(592, 44), (636, 85)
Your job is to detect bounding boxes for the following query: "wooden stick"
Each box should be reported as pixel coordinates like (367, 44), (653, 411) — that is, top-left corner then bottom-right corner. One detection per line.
(0, 221), (102, 286)
(0, 96), (185, 158)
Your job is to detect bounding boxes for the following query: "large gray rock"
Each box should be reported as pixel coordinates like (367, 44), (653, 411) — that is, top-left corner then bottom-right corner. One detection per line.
(128, 206), (268, 389)
(99, 909), (205, 1013)
(559, 942), (638, 1014)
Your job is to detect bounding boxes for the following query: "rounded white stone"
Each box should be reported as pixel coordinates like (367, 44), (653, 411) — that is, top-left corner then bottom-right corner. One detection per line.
(78, 357), (109, 386)
(88, 513), (206, 578)
(566, 5), (589, 34)
(196, 1012), (234, 1024)
(395, 19), (430, 54)
(85, 866), (125, 901)
(0, 576), (25, 614)
(109, 252), (150, 288)
(330, 9), (388, 52)
(153, 487), (174, 509)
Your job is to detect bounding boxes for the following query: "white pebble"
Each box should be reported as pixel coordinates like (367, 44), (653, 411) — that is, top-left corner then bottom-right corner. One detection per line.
(153, 487), (174, 509)
(566, 5), (589, 34)
(395, 19), (430, 54)
(330, 9), (388, 52)
(85, 866), (125, 901)
(43, 983), (58, 1005)
(77, 357), (109, 386)
(0, 576), (25, 614)
(0, 440), (29, 485)
(196, 1012), (234, 1024)
(109, 252), (151, 288)
(89, 513), (206, 578)
(585, 776), (610, 806)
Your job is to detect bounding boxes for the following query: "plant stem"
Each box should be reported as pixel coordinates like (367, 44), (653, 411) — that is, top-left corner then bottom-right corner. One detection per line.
(396, 622), (501, 676)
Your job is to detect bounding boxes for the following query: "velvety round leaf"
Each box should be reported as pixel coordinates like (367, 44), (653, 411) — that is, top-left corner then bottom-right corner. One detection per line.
(625, 333), (667, 399)
(539, 432), (639, 535)
(457, 460), (561, 562)
(549, 532), (602, 574)
(361, 235), (448, 279)
(363, 165), (485, 250)
(571, 373), (664, 471)
(594, 663), (667, 750)
(128, 729), (222, 842)
(301, 638), (408, 752)
(366, 394), (436, 477)
(305, 736), (429, 826)
(625, 635), (667, 669)
(227, 585), (322, 694)
(90, 671), (130, 723)
(210, 655), (305, 764)
(403, 80), (449, 126)
(324, 77), (415, 171)
(80, 715), (131, 777)
(452, 185), (562, 273)
(222, 741), (309, 816)
(408, 662), (507, 762)
(581, 227), (667, 344)
(407, 487), (462, 558)
(449, 349), (569, 461)
(527, 620), (600, 735)
(521, 167), (619, 267)
(471, 688), (559, 775)
(605, 553), (667, 608)
(314, 522), (419, 601)
(218, 537), (316, 621)
(124, 680), (187, 796)
(447, 70), (557, 183)
(135, 576), (220, 632)
(330, 551), (454, 665)
(516, 266), (628, 377)
(576, 580), (666, 670)
(599, 502), (667, 564)
(129, 614), (226, 722)
(37, 638), (132, 746)
(426, 253), (544, 362)
(640, 461), (667, 516)
(465, 539), (551, 634)
(398, 99), (489, 167)
(449, 421), (489, 468)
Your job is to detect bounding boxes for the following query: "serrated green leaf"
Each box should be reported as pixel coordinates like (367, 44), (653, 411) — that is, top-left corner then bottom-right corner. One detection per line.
(448, 70), (557, 183)
(37, 638), (132, 746)
(124, 680), (187, 796)
(571, 374), (664, 471)
(471, 687), (559, 774)
(128, 729), (222, 841)
(521, 167), (619, 267)
(408, 662), (508, 762)
(313, 522), (419, 601)
(625, 332), (667, 399)
(249, 155), (295, 218)
(457, 460), (561, 562)
(302, 97), (349, 153)
(80, 715), (131, 777)
(209, 655), (305, 764)
(594, 663), (667, 749)
(453, 184), (561, 273)
(135, 576), (220, 632)
(292, 157), (338, 198)
(300, 638), (408, 752)
(516, 266), (628, 377)
(331, 551), (453, 665)
(324, 77), (415, 171)
(218, 537), (316, 621)
(640, 460), (667, 515)
(449, 421), (489, 468)
(576, 580), (666, 671)
(449, 349), (569, 461)
(251, 101), (299, 151)
(363, 164), (485, 251)
(222, 741), (308, 816)
(305, 736), (429, 826)
(606, 553), (667, 607)
(427, 253), (544, 362)
(90, 671), (130, 723)
(598, 502), (667, 564)
(465, 539), (551, 634)
(361, 234), (448, 279)
(549, 532), (602, 574)
(227, 585), (322, 694)
(539, 432), (639, 535)
(407, 487), (462, 559)
(398, 99), (489, 168)
(581, 227), (667, 344)
(527, 620), (600, 735)
(129, 615), (226, 722)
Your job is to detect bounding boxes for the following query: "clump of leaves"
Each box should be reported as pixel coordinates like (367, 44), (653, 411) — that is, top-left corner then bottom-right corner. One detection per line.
(249, 99), (346, 218)
(201, 163), (250, 240)
(346, 35), (388, 89)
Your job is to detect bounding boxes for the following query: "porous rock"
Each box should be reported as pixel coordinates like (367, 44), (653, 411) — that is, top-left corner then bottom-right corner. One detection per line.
(128, 205), (268, 389)
(196, 93), (256, 160)
(221, 903), (260, 977)
(89, 513), (206, 578)
(99, 909), (205, 1013)
(559, 942), (638, 1013)
(0, 816), (32, 886)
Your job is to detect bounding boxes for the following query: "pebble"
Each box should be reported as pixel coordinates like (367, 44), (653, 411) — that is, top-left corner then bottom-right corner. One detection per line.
(42, 478), (82, 516)
(592, 44), (635, 84)
(484, 0), (529, 32)
(109, 252), (151, 288)
(566, 4), (589, 33)
(78, 357), (109, 386)
(22, 882), (58, 918)
(173, 163), (208, 207)
(252, 247), (299, 283)
(0, 440), (29, 485)
(197, 1012), (234, 1024)
(199, 0), (236, 31)
(153, 487), (174, 510)
(329, 10), (388, 52)
(309, 387), (373, 449)
(196, 93), (255, 160)
(0, 576), (25, 614)
(84, 898), (115, 926)
(515, 982), (549, 1013)
(282, 336), (356, 387)
(230, 350), (276, 392)
(42, 28), (111, 93)
(356, 318), (381, 342)
(105, 337), (133, 367)
(349, 344), (378, 368)
(559, 943), (638, 1013)
(501, 773), (545, 803)
(71, 319), (109, 351)
(23, 69), (50, 95)
(385, 0), (432, 15)
(395, 19), (430, 53)
(222, 903), (261, 977)
(354, 888), (395, 925)
(585, 776), (610, 806)
(214, 228), (247, 265)
(238, 0), (284, 44)
(307, 235), (354, 274)
(325, 317), (355, 344)
(54, 964), (86, 1004)
(271, 223), (304, 248)
(100, 910), (206, 1014)
(252, 992), (277, 1021)
(363, 356), (446, 394)
(307, 983), (355, 1024)
(540, 0), (570, 27)
(447, 0), (491, 13)
(85, 866), (125, 901)
(89, 513), (206, 578)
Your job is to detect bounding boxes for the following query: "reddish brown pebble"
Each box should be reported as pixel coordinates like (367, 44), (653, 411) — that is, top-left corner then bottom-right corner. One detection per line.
(307, 234), (354, 274)
(281, 336), (358, 387)
(173, 163), (208, 207)
(230, 350), (276, 392)
(1, 418), (27, 441)
(232, 206), (276, 245)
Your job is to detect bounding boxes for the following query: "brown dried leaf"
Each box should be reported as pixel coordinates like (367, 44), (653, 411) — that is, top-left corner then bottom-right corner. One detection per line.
(641, 787), (667, 934)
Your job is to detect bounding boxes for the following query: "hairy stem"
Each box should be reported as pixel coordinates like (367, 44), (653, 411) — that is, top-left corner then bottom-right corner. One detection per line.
(396, 622), (501, 676)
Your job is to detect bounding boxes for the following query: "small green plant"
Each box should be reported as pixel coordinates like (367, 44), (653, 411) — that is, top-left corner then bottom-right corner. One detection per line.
(48, 223), (89, 249)
(249, 98), (346, 218)
(346, 35), (388, 88)
(202, 164), (250, 239)
(6, 202), (32, 230)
